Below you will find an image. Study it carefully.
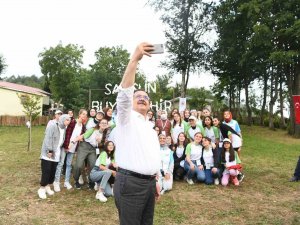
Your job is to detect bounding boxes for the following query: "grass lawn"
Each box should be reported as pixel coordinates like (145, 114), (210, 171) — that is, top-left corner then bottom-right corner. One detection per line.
(0, 125), (300, 225)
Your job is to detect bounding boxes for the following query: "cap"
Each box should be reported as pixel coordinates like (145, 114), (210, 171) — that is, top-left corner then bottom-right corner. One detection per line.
(55, 110), (63, 115)
(190, 109), (197, 113)
(223, 138), (231, 143)
(97, 110), (104, 115)
(188, 115), (197, 121)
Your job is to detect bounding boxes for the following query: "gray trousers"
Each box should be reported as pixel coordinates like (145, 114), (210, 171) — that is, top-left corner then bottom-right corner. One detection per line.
(73, 142), (96, 182)
(114, 172), (156, 225)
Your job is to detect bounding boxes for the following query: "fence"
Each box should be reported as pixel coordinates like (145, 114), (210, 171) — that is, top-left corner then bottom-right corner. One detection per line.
(0, 115), (50, 126)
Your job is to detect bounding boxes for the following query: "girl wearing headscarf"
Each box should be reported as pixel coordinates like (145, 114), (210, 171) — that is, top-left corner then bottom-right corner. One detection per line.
(38, 114), (71, 199)
(158, 134), (174, 195)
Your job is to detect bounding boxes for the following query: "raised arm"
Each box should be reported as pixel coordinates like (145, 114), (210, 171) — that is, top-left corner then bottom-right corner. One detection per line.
(117, 43), (154, 125)
(120, 43), (154, 88)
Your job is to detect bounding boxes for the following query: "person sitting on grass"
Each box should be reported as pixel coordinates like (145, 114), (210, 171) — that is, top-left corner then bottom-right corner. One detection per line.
(158, 134), (174, 195)
(38, 114), (71, 199)
(184, 132), (205, 185)
(90, 141), (117, 202)
(221, 138), (241, 186)
(201, 136), (221, 185)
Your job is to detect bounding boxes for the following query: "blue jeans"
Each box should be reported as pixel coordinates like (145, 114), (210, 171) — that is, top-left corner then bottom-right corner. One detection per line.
(204, 168), (220, 185)
(184, 160), (205, 182)
(54, 149), (74, 183)
(90, 167), (113, 196)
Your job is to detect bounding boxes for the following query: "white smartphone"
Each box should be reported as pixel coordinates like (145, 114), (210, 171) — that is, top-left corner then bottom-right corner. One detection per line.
(151, 44), (164, 54)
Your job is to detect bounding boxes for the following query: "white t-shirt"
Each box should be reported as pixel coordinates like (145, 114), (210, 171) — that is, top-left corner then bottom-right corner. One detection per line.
(202, 147), (214, 169)
(68, 122), (82, 153)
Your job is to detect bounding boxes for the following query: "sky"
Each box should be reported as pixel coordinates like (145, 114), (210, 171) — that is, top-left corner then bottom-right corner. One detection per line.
(0, 0), (217, 89)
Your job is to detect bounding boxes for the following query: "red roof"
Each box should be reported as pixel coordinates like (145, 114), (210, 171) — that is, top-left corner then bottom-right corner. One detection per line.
(0, 81), (50, 96)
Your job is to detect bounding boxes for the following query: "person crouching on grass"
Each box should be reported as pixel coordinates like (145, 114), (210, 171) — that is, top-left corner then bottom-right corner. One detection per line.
(158, 134), (174, 195)
(90, 141), (117, 202)
(221, 138), (241, 186)
(201, 136), (221, 185)
(38, 114), (71, 199)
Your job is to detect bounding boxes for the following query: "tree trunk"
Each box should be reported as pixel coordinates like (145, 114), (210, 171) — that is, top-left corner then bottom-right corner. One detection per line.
(286, 64), (295, 135)
(27, 116), (32, 151)
(237, 85), (243, 123)
(180, 69), (186, 98)
(244, 83), (252, 126)
(228, 87), (232, 111)
(260, 74), (268, 126)
(269, 68), (278, 130)
(279, 74), (286, 129)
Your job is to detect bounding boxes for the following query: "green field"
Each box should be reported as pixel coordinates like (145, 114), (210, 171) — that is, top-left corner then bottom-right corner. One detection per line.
(0, 125), (300, 225)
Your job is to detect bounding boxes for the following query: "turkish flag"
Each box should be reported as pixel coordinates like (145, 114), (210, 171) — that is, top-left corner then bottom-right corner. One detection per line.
(293, 95), (300, 124)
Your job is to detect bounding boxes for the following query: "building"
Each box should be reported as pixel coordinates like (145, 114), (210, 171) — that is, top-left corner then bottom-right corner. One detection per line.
(0, 81), (50, 116)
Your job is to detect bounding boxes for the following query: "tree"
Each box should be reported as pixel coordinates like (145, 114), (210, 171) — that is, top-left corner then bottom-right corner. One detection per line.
(89, 46), (134, 106)
(5, 75), (45, 89)
(150, 74), (173, 103)
(17, 94), (41, 151)
(39, 43), (85, 109)
(148, 0), (213, 97)
(0, 55), (7, 79)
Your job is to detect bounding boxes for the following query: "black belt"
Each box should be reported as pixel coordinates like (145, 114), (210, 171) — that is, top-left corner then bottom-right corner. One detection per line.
(118, 168), (156, 180)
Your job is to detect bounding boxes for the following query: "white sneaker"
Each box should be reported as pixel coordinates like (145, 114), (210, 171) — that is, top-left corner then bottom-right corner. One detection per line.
(45, 185), (55, 195)
(79, 175), (84, 185)
(94, 182), (99, 191)
(187, 179), (194, 185)
(53, 181), (61, 192)
(64, 182), (73, 190)
(160, 189), (165, 195)
(214, 178), (220, 185)
(38, 188), (47, 199)
(96, 192), (107, 202)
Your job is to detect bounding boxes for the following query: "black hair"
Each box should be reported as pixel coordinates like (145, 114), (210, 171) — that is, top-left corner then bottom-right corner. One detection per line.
(102, 141), (115, 160)
(221, 141), (235, 162)
(203, 116), (213, 127)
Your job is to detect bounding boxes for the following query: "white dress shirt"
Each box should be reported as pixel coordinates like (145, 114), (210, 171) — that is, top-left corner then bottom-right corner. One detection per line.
(115, 85), (161, 175)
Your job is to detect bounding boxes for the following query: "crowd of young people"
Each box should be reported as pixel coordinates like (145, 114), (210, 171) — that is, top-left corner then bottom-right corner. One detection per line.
(37, 106), (245, 201)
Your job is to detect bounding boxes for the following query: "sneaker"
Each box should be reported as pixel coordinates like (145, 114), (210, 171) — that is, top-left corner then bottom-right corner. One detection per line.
(53, 182), (61, 192)
(186, 179), (194, 185)
(214, 178), (220, 185)
(96, 192), (107, 202)
(289, 176), (299, 182)
(38, 188), (47, 199)
(64, 182), (73, 190)
(232, 177), (239, 186)
(237, 173), (245, 182)
(79, 175), (84, 185)
(94, 182), (99, 191)
(160, 189), (165, 195)
(75, 182), (81, 189)
(45, 185), (55, 195)
(88, 182), (95, 190)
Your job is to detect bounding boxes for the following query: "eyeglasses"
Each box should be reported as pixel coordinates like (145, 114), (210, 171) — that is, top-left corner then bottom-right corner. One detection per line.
(135, 95), (150, 101)
(100, 122), (108, 125)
